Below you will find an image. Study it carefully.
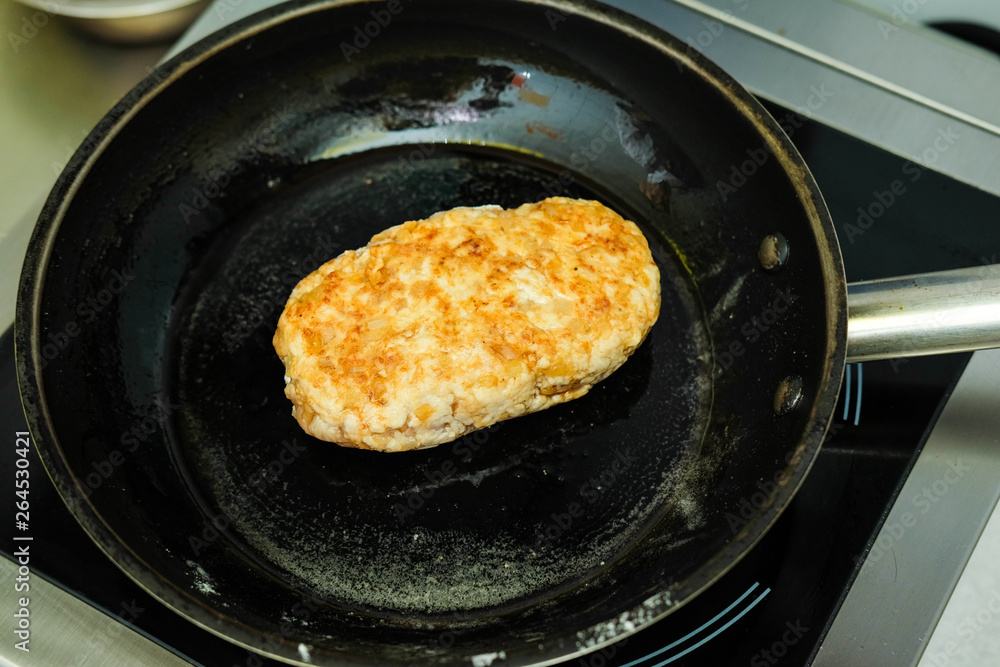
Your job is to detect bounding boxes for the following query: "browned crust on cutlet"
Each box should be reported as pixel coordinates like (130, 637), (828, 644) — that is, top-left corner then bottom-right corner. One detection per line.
(273, 197), (660, 452)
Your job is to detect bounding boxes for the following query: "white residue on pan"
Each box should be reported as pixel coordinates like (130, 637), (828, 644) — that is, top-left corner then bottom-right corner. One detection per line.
(186, 559), (218, 596)
(470, 650), (506, 666)
(701, 257), (728, 279)
(400, 459), (521, 496)
(449, 463), (513, 488)
(184, 292), (715, 620)
(576, 588), (675, 651)
(198, 441), (699, 616)
(281, 611), (311, 628)
(613, 106), (684, 189)
(298, 643), (313, 663)
(239, 524), (630, 613)
(672, 489), (706, 533)
(643, 589), (674, 610)
(708, 273), (748, 324)
(575, 611), (637, 649)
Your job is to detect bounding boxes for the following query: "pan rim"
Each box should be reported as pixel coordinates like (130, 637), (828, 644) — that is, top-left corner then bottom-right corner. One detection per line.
(14, 0), (848, 665)
(520, 0), (850, 662)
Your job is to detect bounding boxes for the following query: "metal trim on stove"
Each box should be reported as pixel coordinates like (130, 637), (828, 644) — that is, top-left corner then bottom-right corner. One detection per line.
(0, 557), (193, 666)
(815, 348), (1000, 666)
(609, 0), (1000, 199)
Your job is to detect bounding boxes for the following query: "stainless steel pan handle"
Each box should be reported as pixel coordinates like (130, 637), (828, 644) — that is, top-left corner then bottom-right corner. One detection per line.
(846, 265), (1000, 362)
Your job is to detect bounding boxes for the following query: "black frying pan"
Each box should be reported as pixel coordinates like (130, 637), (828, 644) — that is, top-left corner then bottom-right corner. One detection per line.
(16, 0), (846, 664)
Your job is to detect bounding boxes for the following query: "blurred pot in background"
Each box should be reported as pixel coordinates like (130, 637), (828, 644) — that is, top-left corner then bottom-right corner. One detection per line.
(13, 0), (209, 43)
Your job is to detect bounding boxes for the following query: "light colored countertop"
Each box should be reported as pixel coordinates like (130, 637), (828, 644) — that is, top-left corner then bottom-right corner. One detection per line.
(918, 506), (1000, 667)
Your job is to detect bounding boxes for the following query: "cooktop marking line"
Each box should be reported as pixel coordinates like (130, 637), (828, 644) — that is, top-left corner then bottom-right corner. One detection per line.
(854, 363), (863, 426)
(618, 582), (767, 667)
(651, 587), (771, 666)
(843, 364), (852, 421)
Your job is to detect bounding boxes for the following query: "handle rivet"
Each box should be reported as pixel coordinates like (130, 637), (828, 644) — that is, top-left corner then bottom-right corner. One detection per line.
(758, 233), (789, 272)
(774, 375), (804, 415)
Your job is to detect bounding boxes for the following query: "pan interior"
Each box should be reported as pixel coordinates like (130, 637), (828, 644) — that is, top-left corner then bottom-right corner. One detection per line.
(18, 0), (844, 664)
(168, 143), (713, 619)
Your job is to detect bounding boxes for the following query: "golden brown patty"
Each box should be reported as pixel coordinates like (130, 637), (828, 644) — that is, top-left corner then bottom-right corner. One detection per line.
(272, 197), (661, 452)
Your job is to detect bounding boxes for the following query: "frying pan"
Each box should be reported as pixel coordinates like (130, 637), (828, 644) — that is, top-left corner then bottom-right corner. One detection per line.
(15, 0), (1000, 665)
